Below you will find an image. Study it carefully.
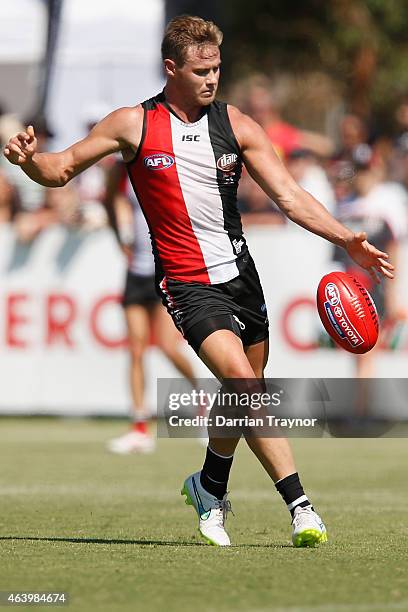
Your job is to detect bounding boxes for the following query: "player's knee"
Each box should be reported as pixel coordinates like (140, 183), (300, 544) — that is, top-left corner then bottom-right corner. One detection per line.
(159, 342), (178, 361)
(128, 339), (146, 362)
(222, 362), (255, 379)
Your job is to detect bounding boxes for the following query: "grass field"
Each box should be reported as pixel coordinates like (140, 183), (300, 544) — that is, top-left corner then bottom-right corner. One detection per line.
(1, 418), (408, 612)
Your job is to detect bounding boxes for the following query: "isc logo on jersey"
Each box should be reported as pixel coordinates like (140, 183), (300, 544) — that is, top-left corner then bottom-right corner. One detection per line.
(144, 153), (175, 170)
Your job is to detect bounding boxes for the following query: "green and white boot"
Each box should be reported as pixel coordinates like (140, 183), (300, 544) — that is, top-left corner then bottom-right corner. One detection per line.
(181, 471), (233, 546)
(292, 505), (328, 547)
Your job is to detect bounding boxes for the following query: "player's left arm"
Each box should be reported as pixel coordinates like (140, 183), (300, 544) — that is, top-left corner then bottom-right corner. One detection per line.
(228, 106), (394, 282)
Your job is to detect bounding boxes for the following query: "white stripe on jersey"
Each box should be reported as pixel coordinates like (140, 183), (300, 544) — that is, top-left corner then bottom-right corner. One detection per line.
(170, 113), (239, 284)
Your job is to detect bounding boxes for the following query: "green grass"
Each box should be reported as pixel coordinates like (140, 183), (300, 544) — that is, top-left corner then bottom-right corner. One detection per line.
(1, 418), (408, 612)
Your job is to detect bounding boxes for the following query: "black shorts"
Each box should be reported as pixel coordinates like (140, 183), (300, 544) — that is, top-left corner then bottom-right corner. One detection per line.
(157, 254), (269, 353)
(122, 271), (160, 308)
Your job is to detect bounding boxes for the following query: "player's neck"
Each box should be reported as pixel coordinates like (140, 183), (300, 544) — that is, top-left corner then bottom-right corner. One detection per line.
(163, 86), (204, 124)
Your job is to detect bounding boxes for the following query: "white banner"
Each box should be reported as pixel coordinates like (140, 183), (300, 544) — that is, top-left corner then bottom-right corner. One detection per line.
(0, 224), (407, 415)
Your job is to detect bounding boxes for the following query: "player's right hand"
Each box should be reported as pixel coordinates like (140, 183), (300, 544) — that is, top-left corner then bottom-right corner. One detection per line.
(3, 125), (37, 166)
(345, 231), (394, 284)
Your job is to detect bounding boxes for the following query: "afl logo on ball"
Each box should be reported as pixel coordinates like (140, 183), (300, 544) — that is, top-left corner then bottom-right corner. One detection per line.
(325, 283), (340, 307)
(217, 153), (238, 172)
(144, 153), (175, 170)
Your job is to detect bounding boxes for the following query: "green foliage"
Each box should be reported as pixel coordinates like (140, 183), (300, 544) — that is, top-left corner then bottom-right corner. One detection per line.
(219, 0), (408, 120)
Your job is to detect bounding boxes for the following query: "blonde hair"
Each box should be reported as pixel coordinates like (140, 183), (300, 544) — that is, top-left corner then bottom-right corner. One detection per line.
(161, 15), (223, 66)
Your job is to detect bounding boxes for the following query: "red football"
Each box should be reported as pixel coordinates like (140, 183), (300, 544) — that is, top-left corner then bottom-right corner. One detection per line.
(317, 271), (379, 354)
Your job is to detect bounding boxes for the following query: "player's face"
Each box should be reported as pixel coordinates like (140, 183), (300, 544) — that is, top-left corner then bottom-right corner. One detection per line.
(174, 45), (221, 106)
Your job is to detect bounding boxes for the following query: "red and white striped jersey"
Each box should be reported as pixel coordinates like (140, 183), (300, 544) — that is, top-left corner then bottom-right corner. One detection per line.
(127, 91), (247, 284)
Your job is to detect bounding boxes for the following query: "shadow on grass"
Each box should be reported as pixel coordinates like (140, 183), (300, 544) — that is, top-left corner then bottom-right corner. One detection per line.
(0, 536), (292, 548)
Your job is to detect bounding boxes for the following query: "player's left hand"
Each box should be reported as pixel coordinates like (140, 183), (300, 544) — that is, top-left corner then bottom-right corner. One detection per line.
(345, 232), (394, 284)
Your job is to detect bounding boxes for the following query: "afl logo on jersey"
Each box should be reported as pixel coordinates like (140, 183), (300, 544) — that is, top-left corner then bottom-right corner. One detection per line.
(217, 153), (238, 172)
(144, 153), (175, 170)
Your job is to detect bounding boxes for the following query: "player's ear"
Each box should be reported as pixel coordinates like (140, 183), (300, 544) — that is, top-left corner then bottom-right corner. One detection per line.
(163, 58), (177, 78)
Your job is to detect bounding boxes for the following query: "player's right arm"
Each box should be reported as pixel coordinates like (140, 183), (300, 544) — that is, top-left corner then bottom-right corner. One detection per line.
(3, 106), (143, 187)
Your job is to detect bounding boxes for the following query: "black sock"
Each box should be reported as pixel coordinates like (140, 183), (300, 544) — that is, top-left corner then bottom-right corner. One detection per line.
(275, 472), (313, 517)
(200, 446), (234, 500)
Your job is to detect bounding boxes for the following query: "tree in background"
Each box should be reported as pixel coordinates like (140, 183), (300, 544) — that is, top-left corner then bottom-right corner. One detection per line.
(166, 0), (408, 134)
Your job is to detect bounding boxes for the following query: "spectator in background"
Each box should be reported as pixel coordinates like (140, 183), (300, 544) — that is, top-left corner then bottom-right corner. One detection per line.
(9, 102), (114, 240)
(391, 133), (408, 192)
(44, 184), (82, 229)
(5, 115), (57, 243)
(74, 102), (112, 231)
(45, 182), (114, 234)
(103, 161), (199, 454)
(16, 115), (55, 211)
(0, 169), (20, 224)
(334, 114), (369, 162)
(389, 97), (408, 191)
(286, 149), (336, 216)
(240, 75), (334, 160)
(0, 103), (24, 219)
(332, 113), (388, 178)
(0, 102), (24, 152)
(332, 144), (408, 377)
(238, 169), (286, 226)
(395, 97), (408, 138)
(13, 200), (57, 244)
(235, 75), (334, 225)
(328, 159), (356, 206)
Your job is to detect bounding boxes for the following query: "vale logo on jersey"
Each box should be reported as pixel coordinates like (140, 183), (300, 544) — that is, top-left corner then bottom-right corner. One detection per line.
(217, 153), (238, 172)
(144, 153), (175, 170)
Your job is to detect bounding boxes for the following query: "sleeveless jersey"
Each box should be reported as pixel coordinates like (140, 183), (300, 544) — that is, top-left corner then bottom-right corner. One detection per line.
(126, 91), (247, 284)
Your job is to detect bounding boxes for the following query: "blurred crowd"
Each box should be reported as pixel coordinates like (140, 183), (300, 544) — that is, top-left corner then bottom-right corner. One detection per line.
(231, 75), (408, 230)
(0, 102), (113, 243)
(1, 74), (407, 252)
(1, 74), (408, 370)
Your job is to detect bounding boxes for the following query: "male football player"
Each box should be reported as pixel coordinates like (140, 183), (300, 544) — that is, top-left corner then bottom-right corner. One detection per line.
(4, 15), (394, 547)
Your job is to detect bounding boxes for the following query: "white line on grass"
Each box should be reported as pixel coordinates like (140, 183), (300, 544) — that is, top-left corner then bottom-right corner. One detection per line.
(0, 484), (406, 510)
